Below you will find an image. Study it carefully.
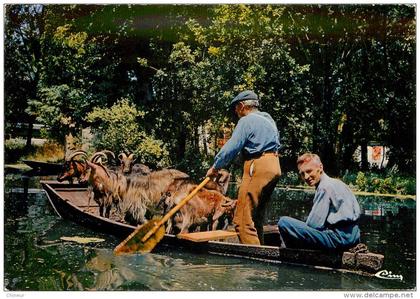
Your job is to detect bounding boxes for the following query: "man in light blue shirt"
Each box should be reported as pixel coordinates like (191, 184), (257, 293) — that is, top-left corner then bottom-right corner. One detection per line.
(278, 153), (361, 250)
(207, 90), (281, 245)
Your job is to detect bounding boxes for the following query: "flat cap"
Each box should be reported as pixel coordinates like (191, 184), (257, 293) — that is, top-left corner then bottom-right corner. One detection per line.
(229, 90), (259, 109)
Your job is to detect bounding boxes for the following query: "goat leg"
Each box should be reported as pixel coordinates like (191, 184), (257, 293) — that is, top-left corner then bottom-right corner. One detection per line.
(105, 205), (111, 218)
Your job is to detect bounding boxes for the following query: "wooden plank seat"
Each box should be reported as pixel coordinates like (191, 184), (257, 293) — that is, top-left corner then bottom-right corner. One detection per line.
(177, 230), (238, 242)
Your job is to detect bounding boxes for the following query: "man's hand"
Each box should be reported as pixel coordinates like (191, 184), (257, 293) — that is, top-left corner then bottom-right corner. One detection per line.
(206, 166), (219, 178)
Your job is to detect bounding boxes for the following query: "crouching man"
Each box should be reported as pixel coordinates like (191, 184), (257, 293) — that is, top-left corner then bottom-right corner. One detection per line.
(278, 153), (361, 250)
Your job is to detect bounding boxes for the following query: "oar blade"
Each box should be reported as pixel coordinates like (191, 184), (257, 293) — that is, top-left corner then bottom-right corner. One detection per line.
(114, 218), (165, 255)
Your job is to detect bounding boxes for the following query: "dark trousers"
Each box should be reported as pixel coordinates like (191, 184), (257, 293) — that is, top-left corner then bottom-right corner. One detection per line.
(278, 216), (360, 250)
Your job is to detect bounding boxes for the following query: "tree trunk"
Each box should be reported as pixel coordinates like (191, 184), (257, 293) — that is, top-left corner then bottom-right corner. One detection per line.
(360, 140), (369, 171)
(25, 120), (34, 150)
(320, 43), (338, 175)
(201, 125), (208, 155)
(176, 129), (187, 160)
(340, 119), (358, 171)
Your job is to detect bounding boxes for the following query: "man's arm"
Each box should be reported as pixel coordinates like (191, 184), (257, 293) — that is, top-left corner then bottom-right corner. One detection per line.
(305, 188), (330, 230)
(212, 119), (248, 170)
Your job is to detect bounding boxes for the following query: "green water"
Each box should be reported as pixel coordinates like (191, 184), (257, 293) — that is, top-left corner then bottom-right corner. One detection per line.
(3, 174), (416, 291)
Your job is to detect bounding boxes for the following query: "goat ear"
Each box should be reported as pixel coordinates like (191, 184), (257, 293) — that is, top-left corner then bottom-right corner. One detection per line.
(118, 153), (124, 161)
(129, 153), (137, 162)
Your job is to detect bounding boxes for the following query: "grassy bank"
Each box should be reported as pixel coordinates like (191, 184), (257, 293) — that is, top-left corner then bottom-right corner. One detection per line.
(5, 138), (64, 164)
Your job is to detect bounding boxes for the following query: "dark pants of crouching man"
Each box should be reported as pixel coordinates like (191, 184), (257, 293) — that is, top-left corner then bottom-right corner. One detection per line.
(278, 216), (360, 250)
(234, 153), (281, 245)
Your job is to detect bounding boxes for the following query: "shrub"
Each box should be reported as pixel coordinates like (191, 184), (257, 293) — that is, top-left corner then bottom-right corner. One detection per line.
(395, 177), (416, 195)
(5, 138), (27, 163)
(345, 170), (415, 195)
(355, 172), (368, 191)
(277, 171), (301, 186)
(281, 168), (415, 195)
(86, 98), (170, 168)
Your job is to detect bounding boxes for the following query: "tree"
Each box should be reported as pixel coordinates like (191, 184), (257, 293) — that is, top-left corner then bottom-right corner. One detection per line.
(85, 98), (170, 167)
(144, 4), (309, 171)
(25, 5), (135, 153)
(5, 4), (415, 175)
(284, 4), (415, 174)
(5, 5), (45, 148)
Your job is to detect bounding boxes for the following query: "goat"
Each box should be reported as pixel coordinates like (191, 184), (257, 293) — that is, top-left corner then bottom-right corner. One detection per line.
(84, 159), (189, 223)
(203, 169), (231, 195)
(163, 181), (237, 234)
(131, 163), (151, 175)
(82, 150), (118, 218)
(57, 150), (89, 184)
(118, 152), (151, 175)
(159, 169), (235, 234)
(114, 169), (190, 224)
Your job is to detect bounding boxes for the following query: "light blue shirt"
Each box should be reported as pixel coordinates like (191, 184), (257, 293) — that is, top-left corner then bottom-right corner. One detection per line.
(306, 173), (361, 230)
(213, 111), (280, 170)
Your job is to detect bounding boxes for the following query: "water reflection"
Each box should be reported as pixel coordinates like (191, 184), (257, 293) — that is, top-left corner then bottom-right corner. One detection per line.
(3, 174), (416, 291)
(85, 249), (139, 290)
(79, 247), (394, 291)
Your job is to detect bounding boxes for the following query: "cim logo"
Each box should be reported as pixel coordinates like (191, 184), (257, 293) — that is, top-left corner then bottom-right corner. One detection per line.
(374, 270), (403, 281)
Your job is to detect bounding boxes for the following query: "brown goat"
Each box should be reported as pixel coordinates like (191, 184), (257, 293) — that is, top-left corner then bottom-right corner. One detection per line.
(85, 159), (119, 218)
(118, 152), (151, 175)
(81, 151), (117, 218)
(163, 182), (237, 234)
(203, 169), (231, 195)
(57, 150), (88, 183)
(84, 158), (190, 223)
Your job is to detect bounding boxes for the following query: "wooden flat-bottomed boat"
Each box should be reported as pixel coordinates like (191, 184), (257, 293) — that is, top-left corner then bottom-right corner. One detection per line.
(40, 180), (384, 276)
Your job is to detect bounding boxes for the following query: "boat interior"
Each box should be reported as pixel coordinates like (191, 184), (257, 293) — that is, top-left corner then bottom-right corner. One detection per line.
(51, 184), (283, 246)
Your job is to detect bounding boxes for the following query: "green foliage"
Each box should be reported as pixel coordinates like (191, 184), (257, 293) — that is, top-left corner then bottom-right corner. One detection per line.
(4, 5), (45, 138)
(27, 84), (85, 140)
(14, 7), (134, 144)
(137, 136), (171, 167)
(174, 149), (212, 180)
(85, 99), (170, 167)
(355, 172), (368, 191)
(284, 5), (415, 173)
(53, 24), (88, 56)
(147, 4), (310, 165)
(4, 4), (416, 176)
(5, 138), (27, 163)
(344, 170), (415, 195)
(277, 171), (301, 186)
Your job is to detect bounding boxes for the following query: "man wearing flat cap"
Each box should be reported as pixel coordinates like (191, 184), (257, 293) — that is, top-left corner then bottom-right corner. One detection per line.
(206, 90), (281, 245)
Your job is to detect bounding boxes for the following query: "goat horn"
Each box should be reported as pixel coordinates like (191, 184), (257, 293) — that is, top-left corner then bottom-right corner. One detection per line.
(90, 152), (108, 163)
(100, 150), (115, 159)
(67, 150), (88, 161)
(128, 153), (137, 160)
